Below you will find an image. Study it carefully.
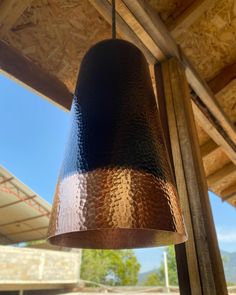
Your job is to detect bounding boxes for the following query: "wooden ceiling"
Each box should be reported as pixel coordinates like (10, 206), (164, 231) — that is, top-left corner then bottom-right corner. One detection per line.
(0, 0), (236, 207)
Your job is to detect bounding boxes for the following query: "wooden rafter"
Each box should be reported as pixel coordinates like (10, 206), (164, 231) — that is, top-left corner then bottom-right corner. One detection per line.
(223, 193), (236, 203)
(200, 139), (219, 158)
(167, 0), (215, 39)
(221, 183), (236, 200)
(181, 52), (236, 160)
(190, 90), (236, 166)
(208, 61), (236, 94)
(199, 61), (236, 157)
(0, 0), (33, 38)
(89, 0), (236, 167)
(207, 163), (236, 187)
(199, 61), (236, 156)
(0, 41), (73, 110)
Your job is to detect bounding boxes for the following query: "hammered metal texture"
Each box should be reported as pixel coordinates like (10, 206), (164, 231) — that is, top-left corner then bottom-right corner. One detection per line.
(48, 39), (187, 249)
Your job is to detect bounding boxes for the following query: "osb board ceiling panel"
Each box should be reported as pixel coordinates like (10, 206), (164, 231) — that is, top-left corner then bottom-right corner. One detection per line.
(176, 0), (236, 81)
(171, 0), (236, 127)
(143, 0), (236, 133)
(146, 0), (194, 22)
(3, 0), (111, 92)
(1, 0), (235, 205)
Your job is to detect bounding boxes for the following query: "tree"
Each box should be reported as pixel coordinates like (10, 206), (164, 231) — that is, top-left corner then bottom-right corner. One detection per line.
(143, 246), (178, 286)
(143, 272), (162, 286)
(80, 249), (140, 286)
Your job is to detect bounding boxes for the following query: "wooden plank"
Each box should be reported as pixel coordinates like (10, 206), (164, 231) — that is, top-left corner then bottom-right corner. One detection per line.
(88, 0), (156, 64)
(122, 0), (232, 139)
(93, 0), (236, 167)
(221, 183), (236, 199)
(169, 57), (216, 294)
(161, 57), (227, 294)
(168, 0), (215, 39)
(155, 62), (201, 294)
(181, 50), (236, 147)
(112, 0), (165, 60)
(207, 163), (236, 187)
(0, 0), (33, 38)
(121, 0), (180, 58)
(0, 40), (73, 110)
(223, 193), (236, 202)
(200, 139), (219, 158)
(208, 61), (236, 94)
(191, 100), (236, 165)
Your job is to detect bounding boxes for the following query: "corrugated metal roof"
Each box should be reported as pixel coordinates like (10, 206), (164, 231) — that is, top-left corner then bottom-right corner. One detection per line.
(0, 166), (51, 245)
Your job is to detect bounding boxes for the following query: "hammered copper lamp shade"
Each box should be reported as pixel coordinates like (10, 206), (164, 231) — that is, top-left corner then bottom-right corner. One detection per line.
(47, 39), (187, 249)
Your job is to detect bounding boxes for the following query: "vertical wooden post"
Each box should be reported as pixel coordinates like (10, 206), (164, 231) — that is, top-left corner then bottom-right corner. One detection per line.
(154, 57), (227, 295)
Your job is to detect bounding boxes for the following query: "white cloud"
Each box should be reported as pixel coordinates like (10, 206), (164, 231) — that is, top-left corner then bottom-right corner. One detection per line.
(216, 227), (236, 243)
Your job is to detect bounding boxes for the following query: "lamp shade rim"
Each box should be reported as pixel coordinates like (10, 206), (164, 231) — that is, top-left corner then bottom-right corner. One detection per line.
(47, 228), (187, 249)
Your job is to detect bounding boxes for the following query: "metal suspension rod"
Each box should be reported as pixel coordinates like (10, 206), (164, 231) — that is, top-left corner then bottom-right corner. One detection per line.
(112, 0), (116, 39)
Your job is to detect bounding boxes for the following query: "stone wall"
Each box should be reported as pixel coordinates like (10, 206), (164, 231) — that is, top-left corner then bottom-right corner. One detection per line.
(0, 245), (80, 290)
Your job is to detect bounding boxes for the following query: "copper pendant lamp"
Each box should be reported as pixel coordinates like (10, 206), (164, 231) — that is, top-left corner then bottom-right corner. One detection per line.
(47, 1), (187, 249)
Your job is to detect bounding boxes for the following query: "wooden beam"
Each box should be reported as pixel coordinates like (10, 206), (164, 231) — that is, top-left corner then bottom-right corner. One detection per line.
(156, 57), (227, 294)
(191, 98), (236, 166)
(207, 163), (236, 187)
(208, 61), (236, 94)
(223, 193), (236, 203)
(155, 61), (200, 294)
(168, 0), (215, 39)
(88, 0), (156, 64)
(121, 0), (180, 58)
(90, 0), (236, 172)
(181, 51), (236, 159)
(200, 139), (219, 158)
(0, 0), (33, 38)
(221, 183), (236, 205)
(111, 0), (165, 61)
(0, 40), (73, 110)
(221, 183), (236, 199)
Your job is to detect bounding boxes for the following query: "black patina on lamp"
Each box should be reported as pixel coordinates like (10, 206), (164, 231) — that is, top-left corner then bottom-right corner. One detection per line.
(47, 0), (187, 249)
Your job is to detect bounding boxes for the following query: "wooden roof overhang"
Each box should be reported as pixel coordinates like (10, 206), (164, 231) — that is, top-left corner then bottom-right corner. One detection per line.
(0, 0), (236, 207)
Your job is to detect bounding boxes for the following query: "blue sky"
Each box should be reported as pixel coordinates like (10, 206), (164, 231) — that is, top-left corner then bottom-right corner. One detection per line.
(0, 73), (236, 273)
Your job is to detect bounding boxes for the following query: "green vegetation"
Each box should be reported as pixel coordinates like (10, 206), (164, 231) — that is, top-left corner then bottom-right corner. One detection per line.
(221, 251), (236, 285)
(80, 249), (140, 286)
(80, 247), (179, 287)
(143, 246), (178, 286)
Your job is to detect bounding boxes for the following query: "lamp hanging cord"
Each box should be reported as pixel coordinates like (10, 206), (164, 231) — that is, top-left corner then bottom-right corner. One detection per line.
(112, 0), (116, 39)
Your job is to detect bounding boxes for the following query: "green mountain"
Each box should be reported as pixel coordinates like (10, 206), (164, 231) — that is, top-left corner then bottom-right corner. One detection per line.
(221, 250), (236, 284)
(138, 250), (236, 285)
